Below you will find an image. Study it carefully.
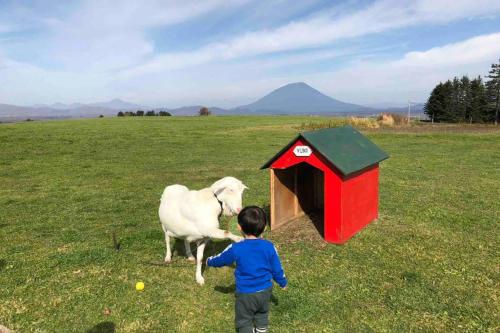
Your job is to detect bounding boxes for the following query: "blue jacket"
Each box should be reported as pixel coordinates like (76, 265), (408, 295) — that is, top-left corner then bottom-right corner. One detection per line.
(207, 238), (287, 293)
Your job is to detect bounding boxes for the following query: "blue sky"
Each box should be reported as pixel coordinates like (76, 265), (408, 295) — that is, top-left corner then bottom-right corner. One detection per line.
(1, 0), (500, 108)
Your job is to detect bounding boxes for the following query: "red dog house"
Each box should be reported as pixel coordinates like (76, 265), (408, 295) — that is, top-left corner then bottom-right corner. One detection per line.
(261, 125), (388, 244)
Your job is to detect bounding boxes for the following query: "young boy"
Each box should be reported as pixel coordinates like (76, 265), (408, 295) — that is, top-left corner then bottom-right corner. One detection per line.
(206, 206), (287, 333)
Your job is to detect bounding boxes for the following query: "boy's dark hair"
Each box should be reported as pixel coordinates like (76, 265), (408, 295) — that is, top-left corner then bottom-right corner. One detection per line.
(237, 206), (267, 237)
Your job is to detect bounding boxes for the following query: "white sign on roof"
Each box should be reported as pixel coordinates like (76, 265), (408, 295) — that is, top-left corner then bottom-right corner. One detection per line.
(293, 145), (312, 157)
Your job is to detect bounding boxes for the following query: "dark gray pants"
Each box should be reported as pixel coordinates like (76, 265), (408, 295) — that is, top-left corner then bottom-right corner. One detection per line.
(235, 287), (272, 333)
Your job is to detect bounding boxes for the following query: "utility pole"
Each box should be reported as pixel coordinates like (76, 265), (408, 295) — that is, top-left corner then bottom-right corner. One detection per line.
(408, 100), (413, 125)
(407, 100), (411, 125)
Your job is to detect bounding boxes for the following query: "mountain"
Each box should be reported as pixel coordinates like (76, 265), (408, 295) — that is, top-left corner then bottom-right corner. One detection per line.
(0, 103), (118, 121)
(89, 98), (145, 110)
(232, 82), (372, 115)
(378, 103), (426, 116)
(32, 102), (86, 110)
(0, 98), (148, 121)
(31, 99), (143, 111)
(0, 102), (226, 121)
(366, 102), (407, 109)
(0, 85), (423, 121)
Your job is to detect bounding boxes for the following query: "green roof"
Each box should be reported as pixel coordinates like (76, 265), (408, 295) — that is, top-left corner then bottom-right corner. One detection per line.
(261, 125), (389, 176)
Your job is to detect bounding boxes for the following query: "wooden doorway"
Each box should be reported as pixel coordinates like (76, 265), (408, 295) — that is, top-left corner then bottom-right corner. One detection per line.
(270, 163), (324, 237)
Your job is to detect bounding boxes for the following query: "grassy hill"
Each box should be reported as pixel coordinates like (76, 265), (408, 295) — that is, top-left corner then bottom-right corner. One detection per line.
(0, 117), (498, 332)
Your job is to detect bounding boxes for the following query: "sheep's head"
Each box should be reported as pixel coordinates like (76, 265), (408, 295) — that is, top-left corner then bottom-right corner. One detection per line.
(210, 177), (248, 216)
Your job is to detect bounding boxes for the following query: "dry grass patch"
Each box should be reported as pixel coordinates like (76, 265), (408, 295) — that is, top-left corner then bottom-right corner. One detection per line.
(376, 113), (409, 127)
(297, 116), (379, 130)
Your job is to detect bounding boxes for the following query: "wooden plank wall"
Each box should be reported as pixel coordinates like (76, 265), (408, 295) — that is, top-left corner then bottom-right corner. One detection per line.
(270, 167), (301, 229)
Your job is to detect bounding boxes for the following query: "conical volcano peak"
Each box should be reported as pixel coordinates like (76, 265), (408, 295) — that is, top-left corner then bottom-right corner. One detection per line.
(235, 82), (369, 114)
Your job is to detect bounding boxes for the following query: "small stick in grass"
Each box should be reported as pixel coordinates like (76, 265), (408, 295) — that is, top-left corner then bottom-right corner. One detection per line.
(112, 231), (121, 251)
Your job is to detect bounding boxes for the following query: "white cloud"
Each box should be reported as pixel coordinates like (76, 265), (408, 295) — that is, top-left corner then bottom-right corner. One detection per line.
(103, 33), (499, 107)
(121, 0), (500, 77)
(399, 33), (500, 67)
(1, 0), (247, 73)
(2, 32), (498, 107)
(1, 0), (500, 106)
(57, 0), (235, 71)
(0, 58), (112, 105)
(299, 32), (500, 104)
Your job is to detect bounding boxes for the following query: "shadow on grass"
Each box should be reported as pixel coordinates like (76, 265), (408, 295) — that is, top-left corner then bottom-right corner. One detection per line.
(202, 239), (234, 275)
(204, 239), (232, 257)
(142, 239), (232, 269)
(86, 321), (115, 333)
(213, 284), (279, 305)
(214, 284), (235, 294)
(173, 238), (233, 258)
(0, 259), (5, 272)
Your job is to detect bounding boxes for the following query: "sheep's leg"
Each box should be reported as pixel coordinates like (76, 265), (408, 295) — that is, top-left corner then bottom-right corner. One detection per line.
(203, 228), (243, 243)
(184, 240), (195, 261)
(163, 226), (172, 263)
(195, 239), (208, 285)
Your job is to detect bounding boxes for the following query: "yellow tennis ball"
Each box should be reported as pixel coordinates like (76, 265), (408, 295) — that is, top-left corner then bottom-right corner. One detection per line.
(135, 281), (144, 291)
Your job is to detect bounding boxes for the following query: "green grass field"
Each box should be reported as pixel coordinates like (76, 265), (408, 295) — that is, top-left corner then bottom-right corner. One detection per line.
(1, 117), (499, 332)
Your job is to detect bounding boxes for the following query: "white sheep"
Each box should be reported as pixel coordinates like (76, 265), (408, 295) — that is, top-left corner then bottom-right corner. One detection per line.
(158, 176), (247, 285)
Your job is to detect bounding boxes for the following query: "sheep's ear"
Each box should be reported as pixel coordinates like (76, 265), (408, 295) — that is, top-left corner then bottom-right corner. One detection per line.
(213, 187), (226, 197)
(210, 178), (228, 195)
(243, 184), (249, 190)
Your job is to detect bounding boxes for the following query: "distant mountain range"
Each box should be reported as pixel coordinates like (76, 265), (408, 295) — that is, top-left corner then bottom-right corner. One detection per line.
(0, 99), (149, 121)
(0, 83), (424, 121)
(0, 103), (117, 121)
(32, 98), (145, 111)
(379, 103), (425, 115)
(90, 99), (145, 110)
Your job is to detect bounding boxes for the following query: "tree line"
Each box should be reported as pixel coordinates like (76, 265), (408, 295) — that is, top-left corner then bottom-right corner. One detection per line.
(424, 59), (500, 124)
(117, 110), (171, 117)
(116, 106), (212, 117)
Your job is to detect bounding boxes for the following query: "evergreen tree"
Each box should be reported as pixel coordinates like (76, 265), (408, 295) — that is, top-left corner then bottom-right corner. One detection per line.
(451, 77), (462, 122)
(440, 80), (454, 121)
(425, 83), (446, 122)
(469, 76), (488, 123)
(425, 64), (498, 124)
(460, 76), (471, 122)
(425, 84), (438, 122)
(486, 58), (500, 125)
